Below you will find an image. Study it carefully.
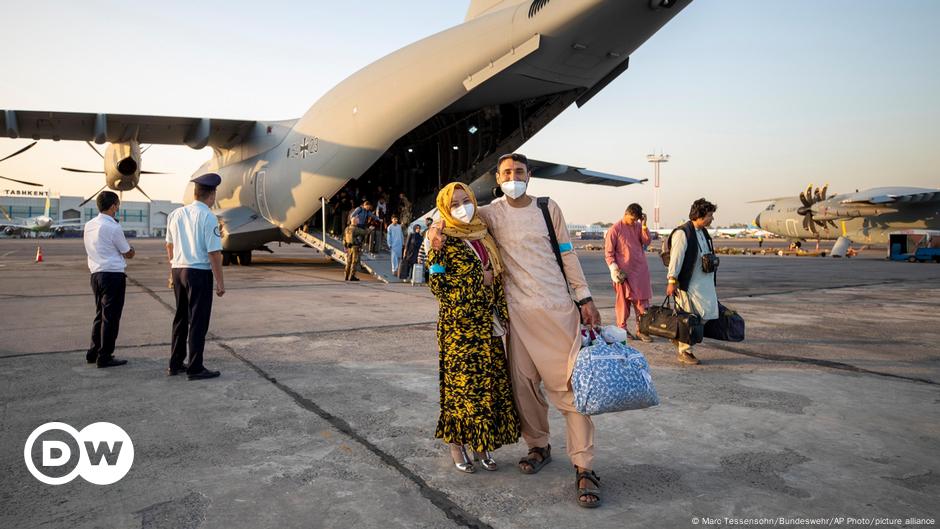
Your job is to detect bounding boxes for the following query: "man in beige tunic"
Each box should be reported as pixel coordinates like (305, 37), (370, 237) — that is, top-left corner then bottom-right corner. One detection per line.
(430, 153), (603, 508)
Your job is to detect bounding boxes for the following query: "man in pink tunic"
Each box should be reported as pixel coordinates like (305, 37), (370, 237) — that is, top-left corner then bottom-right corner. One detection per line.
(604, 203), (654, 342)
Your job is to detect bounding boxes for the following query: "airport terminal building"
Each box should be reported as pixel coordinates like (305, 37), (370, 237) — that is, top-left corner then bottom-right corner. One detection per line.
(1, 189), (182, 237)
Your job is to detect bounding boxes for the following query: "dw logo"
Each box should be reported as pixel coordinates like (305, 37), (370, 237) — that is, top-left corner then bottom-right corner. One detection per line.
(23, 422), (134, 485)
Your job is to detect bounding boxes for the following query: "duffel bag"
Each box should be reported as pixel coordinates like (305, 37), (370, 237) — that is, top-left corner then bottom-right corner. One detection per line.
(704, 302), (745, 342)
(572, 329), (659, 415)
(639, 296), (703, 345)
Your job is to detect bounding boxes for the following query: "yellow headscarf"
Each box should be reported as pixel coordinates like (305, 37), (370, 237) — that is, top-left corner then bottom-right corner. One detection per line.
(436, 182), (503, 276)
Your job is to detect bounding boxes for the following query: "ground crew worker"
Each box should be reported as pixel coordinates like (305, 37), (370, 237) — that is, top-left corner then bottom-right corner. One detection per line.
(83, 191), (135, 368)
(343, 222), (364, 281)
(165, 173), (226, 380)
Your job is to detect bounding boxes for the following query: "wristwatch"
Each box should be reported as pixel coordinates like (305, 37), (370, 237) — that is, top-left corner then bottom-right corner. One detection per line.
(575, 296), (593, 307)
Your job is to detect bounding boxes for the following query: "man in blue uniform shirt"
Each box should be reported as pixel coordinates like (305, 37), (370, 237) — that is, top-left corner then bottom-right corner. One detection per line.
(165, 173), (226, 380)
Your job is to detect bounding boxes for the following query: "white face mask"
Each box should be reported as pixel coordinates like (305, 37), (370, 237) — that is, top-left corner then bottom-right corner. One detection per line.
(500, 180), (527, 199)
(450, 204), (475, 223)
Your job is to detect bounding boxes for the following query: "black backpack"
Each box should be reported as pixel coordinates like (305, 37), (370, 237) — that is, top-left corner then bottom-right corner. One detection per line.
(660, 226), (681, 267)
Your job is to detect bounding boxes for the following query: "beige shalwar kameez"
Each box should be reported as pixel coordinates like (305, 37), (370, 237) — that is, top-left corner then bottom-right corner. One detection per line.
(478, 197), (595, 468)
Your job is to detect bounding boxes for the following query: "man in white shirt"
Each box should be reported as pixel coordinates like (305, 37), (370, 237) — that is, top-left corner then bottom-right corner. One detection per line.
(83, 191), (135, 368)
(165, 173), (225, 380)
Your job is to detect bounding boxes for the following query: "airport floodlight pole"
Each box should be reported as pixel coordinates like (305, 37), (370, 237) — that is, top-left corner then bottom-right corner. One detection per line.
(647, 152), (669, 231)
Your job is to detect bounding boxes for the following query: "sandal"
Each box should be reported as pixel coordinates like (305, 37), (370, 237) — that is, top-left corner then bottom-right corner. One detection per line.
(517, 444), (552, 475)
(575, 468), (602, 508)
(473, 449), (498, 471)
(450, 444), (475, 474)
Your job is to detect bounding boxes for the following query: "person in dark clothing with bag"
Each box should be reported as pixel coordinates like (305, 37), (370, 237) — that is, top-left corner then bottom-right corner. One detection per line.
(343, 223), (364, 281)
(398, 224), (424, 280)
(665, 198), (719, 365)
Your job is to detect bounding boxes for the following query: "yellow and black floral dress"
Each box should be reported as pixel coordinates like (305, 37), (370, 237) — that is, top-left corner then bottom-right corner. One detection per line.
(428, 237), (520, 452)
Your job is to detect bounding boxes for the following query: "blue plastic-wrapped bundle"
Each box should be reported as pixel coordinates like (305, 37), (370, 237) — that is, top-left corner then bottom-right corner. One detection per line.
(572, 337), (659, 416)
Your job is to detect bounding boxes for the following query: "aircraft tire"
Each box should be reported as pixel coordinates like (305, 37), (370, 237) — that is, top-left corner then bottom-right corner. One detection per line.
(222, 252), (232, 266)
(238, 251), (252, 266)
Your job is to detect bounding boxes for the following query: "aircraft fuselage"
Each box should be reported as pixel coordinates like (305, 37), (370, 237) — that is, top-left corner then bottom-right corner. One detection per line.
(755, 196), (940, 245)
(179, 1), (690, 251)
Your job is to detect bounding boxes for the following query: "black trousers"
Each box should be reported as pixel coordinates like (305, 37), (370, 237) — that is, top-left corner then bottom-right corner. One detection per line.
(170, 268), (214, 374)
(87, 272), (126, 364)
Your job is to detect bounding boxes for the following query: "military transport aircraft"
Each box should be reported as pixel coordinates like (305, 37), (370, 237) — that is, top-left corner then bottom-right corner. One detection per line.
(753, 185), (940, 256)
(1, 0), (690, 264)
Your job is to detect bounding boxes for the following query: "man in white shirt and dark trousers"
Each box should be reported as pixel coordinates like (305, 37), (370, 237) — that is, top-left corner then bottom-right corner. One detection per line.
(84, 191), (135, 368)
(165, 173), (226, 380)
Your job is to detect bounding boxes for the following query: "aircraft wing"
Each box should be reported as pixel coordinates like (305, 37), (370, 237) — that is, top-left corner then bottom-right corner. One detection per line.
(527, 159), (646, 187)
(2, 110), (258, 150)
(51, 223), (83, 231)
(838, 187), (940, 206)
(0, 222), (24, 234)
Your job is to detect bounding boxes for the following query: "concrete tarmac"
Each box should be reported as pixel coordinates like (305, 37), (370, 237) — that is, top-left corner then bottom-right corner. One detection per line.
(1, 238), (938, 529)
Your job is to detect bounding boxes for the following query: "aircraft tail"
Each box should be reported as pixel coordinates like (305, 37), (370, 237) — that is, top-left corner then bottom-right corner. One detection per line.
(43, 196), (50, 218)
(465, 0), (526, 20)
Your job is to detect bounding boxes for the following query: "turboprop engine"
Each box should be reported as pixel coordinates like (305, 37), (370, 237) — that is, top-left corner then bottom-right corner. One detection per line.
(62, 140), (165, 205)
(104, 141), (142, 191)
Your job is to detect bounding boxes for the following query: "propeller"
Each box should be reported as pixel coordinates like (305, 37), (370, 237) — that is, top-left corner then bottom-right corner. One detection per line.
(0, 174), (44, 187)
(0, 141), (38, 163)
(0, 142), (44, 186)
(62, 140), (167, 201)
(79, 184), (109, 207)
(135, 185), (153, 201)
(61, 141), (106, 174)
(86, 140), (104, 159)
(796, 183), (837, 234)
(61, 167), (105, 174)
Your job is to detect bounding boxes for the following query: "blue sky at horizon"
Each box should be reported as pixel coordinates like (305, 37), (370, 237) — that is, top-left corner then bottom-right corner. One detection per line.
(1, 0), (937, 226)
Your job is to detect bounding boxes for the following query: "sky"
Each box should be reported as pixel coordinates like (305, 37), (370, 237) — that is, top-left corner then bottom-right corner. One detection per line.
(1, 0), (938, 226)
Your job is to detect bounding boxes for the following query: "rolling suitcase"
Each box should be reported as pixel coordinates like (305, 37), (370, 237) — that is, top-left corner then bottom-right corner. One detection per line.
(410, 263), (425, 284)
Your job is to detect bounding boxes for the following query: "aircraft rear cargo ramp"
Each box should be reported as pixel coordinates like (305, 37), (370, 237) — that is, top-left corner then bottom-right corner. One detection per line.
(293, 229), (404, 284)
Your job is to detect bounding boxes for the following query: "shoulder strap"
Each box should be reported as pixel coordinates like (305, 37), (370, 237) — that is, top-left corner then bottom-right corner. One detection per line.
(537, 197), (568, 285)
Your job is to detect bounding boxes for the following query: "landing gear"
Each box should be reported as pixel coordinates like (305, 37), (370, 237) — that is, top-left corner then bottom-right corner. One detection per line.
(222, 250), (253, 265)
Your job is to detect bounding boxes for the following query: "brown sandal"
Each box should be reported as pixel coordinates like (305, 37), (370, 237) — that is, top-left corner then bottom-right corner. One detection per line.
(576, 468), (602, 508)
(517, 444), (552, 475)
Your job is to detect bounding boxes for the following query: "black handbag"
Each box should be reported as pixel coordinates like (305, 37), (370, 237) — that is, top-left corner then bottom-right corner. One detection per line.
(639, 296), (704, 345)
(704, 302), (745, 342)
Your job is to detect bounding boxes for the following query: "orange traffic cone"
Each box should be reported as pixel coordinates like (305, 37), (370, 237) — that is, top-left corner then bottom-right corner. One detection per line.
(35, 246), (43, 263)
